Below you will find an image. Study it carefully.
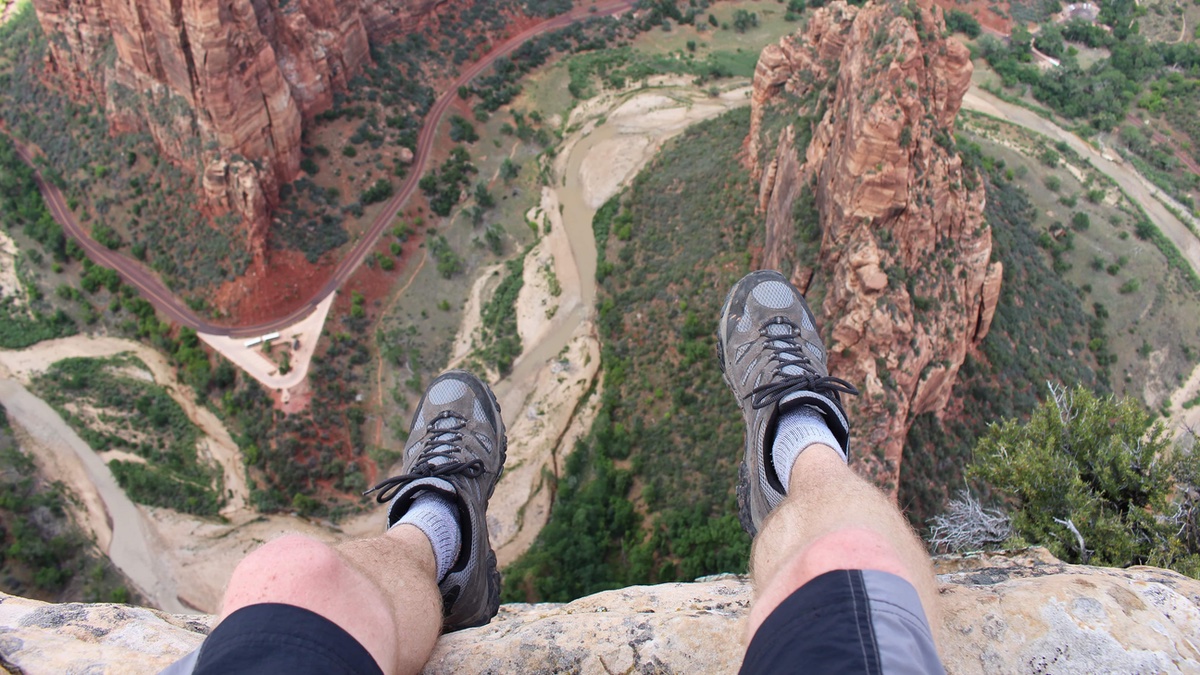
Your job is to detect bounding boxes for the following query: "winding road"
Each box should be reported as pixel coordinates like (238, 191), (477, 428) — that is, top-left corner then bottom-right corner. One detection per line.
(6, 0), (635, 339)
(961, 88), (1200, 277)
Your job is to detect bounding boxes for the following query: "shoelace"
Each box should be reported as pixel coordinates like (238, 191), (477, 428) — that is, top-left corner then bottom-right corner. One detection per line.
(363, 411), (486, 504)
(747, 317), (860, 410)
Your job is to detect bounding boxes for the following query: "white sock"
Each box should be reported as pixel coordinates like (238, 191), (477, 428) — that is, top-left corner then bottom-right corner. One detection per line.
(772, 405), (842, 492)
(396, 492), (461, 582)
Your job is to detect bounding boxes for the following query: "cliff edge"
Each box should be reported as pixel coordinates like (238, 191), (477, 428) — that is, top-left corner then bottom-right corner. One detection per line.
(2, 549), (1199, 673)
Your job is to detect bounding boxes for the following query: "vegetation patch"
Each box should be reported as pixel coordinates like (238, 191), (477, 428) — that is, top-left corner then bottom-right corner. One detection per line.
(472, 253), (526, 376)
(0, 411), (135, 603)
(29, 355), (223, 516)
(968, 385), (1198, 577)
(505, 107), (759, 602)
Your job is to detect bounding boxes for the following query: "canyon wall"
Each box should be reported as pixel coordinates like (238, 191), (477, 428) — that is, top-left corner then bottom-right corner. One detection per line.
(29, 0), (441, 259)
(748, 0), (1003, 493)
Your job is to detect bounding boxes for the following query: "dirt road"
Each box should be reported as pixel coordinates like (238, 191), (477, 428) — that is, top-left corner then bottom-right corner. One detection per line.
(961, 88), (1200, 277)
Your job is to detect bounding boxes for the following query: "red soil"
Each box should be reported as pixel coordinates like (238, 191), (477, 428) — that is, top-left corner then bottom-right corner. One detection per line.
(213, 249), (334, 325)
(931, 0), (1013, 36)
(339, 204), (431, 322)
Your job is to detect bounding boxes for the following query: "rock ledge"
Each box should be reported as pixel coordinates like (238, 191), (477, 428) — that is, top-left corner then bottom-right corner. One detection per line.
(1, 549), (1198, 673)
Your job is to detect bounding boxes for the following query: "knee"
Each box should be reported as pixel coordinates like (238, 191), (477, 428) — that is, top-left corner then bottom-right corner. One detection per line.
(788, 528), (909, 583)
(748, 528), (909, 638)
(222, 534), (346, 615)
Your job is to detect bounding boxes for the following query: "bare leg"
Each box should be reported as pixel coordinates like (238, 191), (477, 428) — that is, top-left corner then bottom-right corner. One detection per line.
(745, 444), (939, 640)
(219, 525), (442, 675)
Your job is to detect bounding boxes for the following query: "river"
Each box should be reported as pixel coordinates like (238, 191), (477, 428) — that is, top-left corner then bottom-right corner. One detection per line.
(0, 377), (186, 612)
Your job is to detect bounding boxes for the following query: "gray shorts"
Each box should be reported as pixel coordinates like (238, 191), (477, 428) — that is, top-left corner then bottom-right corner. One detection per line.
(740, 569), (944, 674)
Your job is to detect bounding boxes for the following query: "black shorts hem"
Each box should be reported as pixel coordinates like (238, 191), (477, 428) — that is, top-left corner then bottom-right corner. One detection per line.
(739, 569), (943, 675)
(192, 603), (383, 675)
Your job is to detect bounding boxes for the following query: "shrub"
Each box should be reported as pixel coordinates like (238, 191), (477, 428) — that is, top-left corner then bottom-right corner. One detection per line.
(969, 384), (1199, 574)
(91, 223), (122, 250)
(732, 9), (758, 32)
(474, 183), (495, 209)
(945, 9), (982, 38)
(448, 115), (479, 143)
(362, 179), (394, 205)
(429, 235), (463, 278)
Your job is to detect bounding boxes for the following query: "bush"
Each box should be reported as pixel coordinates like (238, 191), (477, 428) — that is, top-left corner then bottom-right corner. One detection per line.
(448, 115), (479, 143)
(969, 385), (1198, 574)
(474, 183), (495, 209)
(419, 147), (477, 217)
(945, 9), (982, 38)
(91, 222), (122, 250)
(500, 158), (520, 182)
(429, 235), (463, 278)
(731, 9), (758, 32)
(362, 179), (394, 205)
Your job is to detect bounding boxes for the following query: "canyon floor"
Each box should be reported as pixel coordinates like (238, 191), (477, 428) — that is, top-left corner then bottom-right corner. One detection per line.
(3, 11), (1200, 615)
(0, 78), (754, 613)
(4, 71), (1200, 612)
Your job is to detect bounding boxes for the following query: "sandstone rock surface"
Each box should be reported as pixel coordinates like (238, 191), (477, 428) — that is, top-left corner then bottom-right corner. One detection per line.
(2, 549), (1199, 674)
(748, 0), (1003, 493)
(28, 0), (440, 259)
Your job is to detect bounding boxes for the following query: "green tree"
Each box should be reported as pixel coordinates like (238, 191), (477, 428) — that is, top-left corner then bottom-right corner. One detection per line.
(474, 183), (495, 209)
(968, 384), (1199, 575)
(500, 158), (520, 182)
(732, 9), (758, 32)
(945, 9), (981, 38)
(449, 115), (479, 144)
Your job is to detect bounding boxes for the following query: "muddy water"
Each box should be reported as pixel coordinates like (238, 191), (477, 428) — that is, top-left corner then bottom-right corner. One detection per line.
(0, 377), (187, 612)
(494, 121), (616, 402)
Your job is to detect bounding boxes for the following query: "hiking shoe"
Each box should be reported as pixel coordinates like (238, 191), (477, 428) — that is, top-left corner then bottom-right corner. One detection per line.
(716, 270), (858, 537)
(363, 370), (507, 631)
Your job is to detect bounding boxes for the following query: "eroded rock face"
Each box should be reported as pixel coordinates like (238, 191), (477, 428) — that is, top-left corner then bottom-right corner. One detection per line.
(748, 0), (1003, 493)
(2, 549), (1198, 674)
(359, 0), (450, 43)
(29, 0), (386, 259)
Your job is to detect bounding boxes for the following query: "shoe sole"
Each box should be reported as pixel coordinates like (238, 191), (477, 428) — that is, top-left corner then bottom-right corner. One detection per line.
(432, 370), (507, 631)
(716, 272), (769, 539)
(483, 379), (505, 623)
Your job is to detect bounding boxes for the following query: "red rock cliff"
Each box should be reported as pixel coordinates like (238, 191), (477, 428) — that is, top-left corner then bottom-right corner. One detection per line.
(748, 0), (1003, 494)
(30, 0), (395, 259)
